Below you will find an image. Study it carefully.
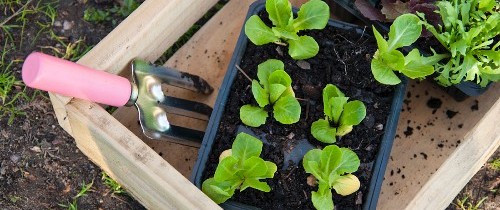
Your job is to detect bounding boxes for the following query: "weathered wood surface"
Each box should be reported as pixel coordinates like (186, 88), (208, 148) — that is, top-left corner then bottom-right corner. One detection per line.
(378, 81), (499, 209)
(49, 0), (223, 209)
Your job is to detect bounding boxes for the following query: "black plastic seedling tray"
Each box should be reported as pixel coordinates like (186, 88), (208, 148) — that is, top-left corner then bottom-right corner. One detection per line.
(191, 1), (407, 209)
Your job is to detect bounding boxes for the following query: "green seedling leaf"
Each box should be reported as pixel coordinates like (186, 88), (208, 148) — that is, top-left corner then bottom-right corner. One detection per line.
(241, 178), (271, 192)
(293, 0), (330, 31)
(214, 156), (239, 182)
(272, 27), (299, 40)
(381, 50), (405, 70)
(311, 119), (337, 144)
(240, 105), (268, 127)
(266, 0), (292, 27)
(202, 178), (235, 204)
(269, 84), (287, 104)
(340, 100), (366, 126)
(329, 97), (348, 124)
(202, 133), (277, 204)
(336, 125), (353, 137)
(336, 148), (361, 174)
(371, 56), (402, 85)
(273, 95), (301, 124)
(387, 14), (421, 50)
(311, 189), (333, 210)
(322, 84), (344, 119)
(252, 80), (269, 107)
(245, 15), (280, 45)
(257, 59), (284, 89)
(303, 145), (361, 209)
(232, 132), (263, 162)
(269, 70), (292, 87)
(373, 26), (388, 53)
(288, 35), (319, 60)
(401, 60), (434, 79)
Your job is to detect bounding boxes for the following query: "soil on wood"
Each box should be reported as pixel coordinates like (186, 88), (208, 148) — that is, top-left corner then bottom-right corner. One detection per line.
(1, 1), (144, 209)
(201, 11), (396, 210)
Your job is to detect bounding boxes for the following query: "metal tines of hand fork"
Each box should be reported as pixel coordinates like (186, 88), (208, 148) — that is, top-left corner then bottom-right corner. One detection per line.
(127, 60), (214, 147)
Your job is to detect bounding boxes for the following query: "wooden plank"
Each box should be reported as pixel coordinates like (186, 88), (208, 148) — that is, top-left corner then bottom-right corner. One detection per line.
(65, 99), (220, 209)
(47, 0), (223, 209)
(378, 80), (499, 209)
(406, 95), (499, 209)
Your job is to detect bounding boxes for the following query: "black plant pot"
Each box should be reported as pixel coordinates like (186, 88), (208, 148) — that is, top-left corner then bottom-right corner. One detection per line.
(191, 1), (406, 209)
(331, 0), (493, 102)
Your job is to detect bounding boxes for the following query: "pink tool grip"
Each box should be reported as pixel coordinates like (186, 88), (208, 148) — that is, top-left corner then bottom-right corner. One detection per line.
(22, 52), (131, 107)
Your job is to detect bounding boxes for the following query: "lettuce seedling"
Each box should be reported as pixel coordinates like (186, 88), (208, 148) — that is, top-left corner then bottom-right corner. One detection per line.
(371, 13), (448, 85)
(418, 0), (500, 87)
(303, 145), (361, 210)
(311, 84), (366, 144)
(244, 0), (330, 60)
(240, 59), (301, 127)
(202, 132), (277, 204)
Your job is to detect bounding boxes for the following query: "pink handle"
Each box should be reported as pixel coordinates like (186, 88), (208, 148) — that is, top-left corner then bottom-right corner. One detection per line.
(22, 52), (131, 107)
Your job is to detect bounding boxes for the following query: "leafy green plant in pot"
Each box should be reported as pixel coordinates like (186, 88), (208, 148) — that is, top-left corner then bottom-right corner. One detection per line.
(191, 0), (407, 209)
(245, 0), (330, 59)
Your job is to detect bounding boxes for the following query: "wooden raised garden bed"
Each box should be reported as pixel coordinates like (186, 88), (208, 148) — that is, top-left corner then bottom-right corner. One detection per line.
(48, 0), (499, 209)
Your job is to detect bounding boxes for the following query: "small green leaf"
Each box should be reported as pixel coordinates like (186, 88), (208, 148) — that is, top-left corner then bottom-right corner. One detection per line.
(381, 50), (405, 70)
(232, 132), (263, 162)
(322, 84), (344, 119)
(478, 0), (495, 12)
(266, 0), (292, 27)
(272, 27), (299, 40)
(340, 100), (366, 126)
(387, 14), (422, 51)
(241, 178), (271, 192)
(371, 56), (402, 85)
(329, 97), (348, 123)
(311, 119), (337, 144)
(320, 145), (342, 175)
(202, 178), (235, 204)
(288, 35), (319, 60)
(268, 70), (292, 87)
(336, 148), (360, 174)
(311, 188), (333, 210)
(450, 39), (468, 57)
(273, 95), (301, 124)
(258, 59), (284, 89)
(293, 0), (330, 31)
(303, 149), (325, 181)
(336, 125), (353, 136)
(252, 80), (269, 107)
(245, 15), (280, 45)
(400, 61), (434, 79)
(263, 161), (278, 179)
(240, 105), (268, 127)
(269, 84), (287, 103)
(243, 156), (267, 178)
(214, 156), (239, 182)
(373, 25), (388, 53)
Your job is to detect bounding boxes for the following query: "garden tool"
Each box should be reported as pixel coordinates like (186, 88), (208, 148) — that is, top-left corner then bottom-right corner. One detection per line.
(22, 52), (213, 146)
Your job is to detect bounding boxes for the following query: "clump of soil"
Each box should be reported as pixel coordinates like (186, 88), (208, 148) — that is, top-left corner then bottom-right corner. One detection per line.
(201, 11), (397, 210)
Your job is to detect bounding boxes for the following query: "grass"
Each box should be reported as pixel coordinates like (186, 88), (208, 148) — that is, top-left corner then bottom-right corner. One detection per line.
(58, 179), (94, 210)
(102, 172), (127, 195)
(453, 196), (488, 210)
(489, 158), (500, 171)
(0, 0), (60, 124)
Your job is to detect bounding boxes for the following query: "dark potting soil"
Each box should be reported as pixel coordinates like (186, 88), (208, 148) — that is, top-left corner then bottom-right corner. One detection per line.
(201, 13), (396, 210)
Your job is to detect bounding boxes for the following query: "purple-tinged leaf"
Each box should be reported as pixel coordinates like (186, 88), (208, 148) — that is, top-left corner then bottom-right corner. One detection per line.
(355, 0), (387, 22)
